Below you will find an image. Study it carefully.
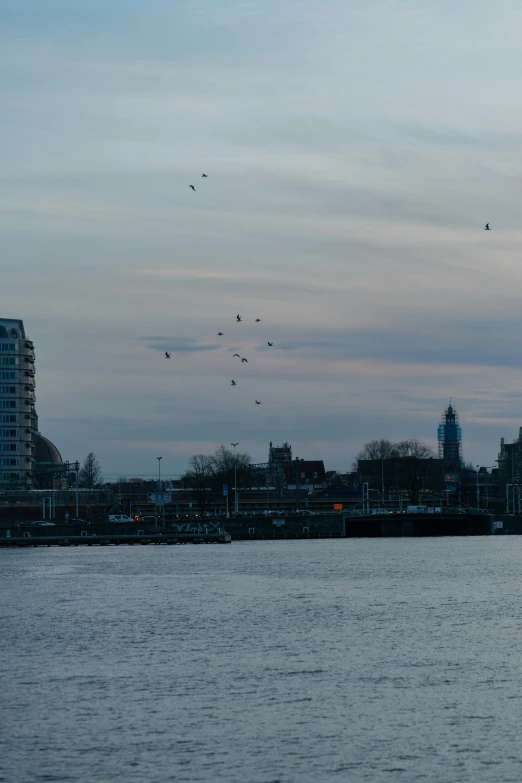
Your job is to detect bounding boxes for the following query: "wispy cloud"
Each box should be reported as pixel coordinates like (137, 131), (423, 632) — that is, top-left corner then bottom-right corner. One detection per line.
(3, 0), (522, 472)
(141, 337), (220, 353)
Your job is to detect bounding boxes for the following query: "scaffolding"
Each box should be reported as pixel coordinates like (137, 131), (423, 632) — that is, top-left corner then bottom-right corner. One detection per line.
(437, 401), (462, 469)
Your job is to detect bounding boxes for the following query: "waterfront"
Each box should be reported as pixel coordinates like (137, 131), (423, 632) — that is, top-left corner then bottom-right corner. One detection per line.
(2, 538), (522, 782)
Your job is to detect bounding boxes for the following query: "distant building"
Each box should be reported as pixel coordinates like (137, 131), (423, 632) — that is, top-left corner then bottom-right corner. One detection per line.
(358, 457), (444, 504)
(497, 428), (522, 496)
(0, 317), (64, 490)
(0, 318), (36, 488)
(437, 401), (463, 473)
(284, 459), (326, 489)
(33, 432), (65, 489)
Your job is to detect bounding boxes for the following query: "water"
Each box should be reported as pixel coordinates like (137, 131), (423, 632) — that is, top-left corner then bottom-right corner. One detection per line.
(1, 538), (522, 783)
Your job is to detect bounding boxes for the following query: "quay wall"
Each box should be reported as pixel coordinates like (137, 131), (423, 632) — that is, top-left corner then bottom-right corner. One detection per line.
(345, 513), (492, 537)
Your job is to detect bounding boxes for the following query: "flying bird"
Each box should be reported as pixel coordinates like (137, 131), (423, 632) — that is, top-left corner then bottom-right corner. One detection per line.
(233, 353), (241, 358)
(231, 380), (237, 386)
(267, 342), (273, 347)
(485, 223), (491, 230)
(255, 400), (262, 405)
(202, 174), (208, 177)
(165, 352), (171, 359)
(189, 185), (196, 191)
(217, 332), (224, 336)
(236, 314), (242, 322)
(255, 319), (261, 322)
(241, 358), (248, 363)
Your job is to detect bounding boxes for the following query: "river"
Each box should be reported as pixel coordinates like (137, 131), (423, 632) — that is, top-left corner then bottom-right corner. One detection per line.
(1, 537), (521, 782)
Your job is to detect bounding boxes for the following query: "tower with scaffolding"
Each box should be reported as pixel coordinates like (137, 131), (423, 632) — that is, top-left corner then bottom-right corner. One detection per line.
(437, 401), (463, 473)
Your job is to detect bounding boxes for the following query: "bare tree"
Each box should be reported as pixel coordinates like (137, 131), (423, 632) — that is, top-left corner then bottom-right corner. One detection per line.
(211, 444), (252, 491)
(353, 439), (398, 491)
(78, 452), (103, 488)
(394, 439), (434, 460)
(352, 439), (397, 470)
(393, 439), (437, 504)
(183, 454), (215, 514)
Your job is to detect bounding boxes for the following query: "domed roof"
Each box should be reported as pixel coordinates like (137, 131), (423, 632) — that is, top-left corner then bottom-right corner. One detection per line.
(34, 433), (63, 465)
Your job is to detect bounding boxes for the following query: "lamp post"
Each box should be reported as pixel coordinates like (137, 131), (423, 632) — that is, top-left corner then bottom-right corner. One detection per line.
(231, 443), (239, 514)
(157, 457), (163, 528)
(476, 465), (480, 510)
(74, 460), (80, 518)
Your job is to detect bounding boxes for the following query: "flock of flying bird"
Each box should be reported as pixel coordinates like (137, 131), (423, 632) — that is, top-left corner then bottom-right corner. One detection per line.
(165, 181), (274, 405)
(163, 173), (495, 405)
(165, 312), (272, 405)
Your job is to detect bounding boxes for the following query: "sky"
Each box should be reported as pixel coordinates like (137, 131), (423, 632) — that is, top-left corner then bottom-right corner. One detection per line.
(3, 0), (522, 479)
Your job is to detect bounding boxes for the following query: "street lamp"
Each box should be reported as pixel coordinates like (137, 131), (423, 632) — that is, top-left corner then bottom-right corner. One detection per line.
(231, 443), (239, 514)
(157, 457), (163, 528)
(476, 465), (480, 510)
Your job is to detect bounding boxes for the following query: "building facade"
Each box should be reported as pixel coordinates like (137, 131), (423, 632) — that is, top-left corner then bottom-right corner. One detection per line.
(497, 428), (522, 499)
(0, 318), (36, 488)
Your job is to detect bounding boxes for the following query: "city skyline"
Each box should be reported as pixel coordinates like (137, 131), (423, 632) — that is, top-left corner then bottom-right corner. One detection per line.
(3, 1), (522, 474)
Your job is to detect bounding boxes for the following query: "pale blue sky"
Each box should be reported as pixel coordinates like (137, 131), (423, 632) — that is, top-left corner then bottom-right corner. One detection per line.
(3, 0), (522, 477)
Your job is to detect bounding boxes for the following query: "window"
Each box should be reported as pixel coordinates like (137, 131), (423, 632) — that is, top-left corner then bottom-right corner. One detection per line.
(0, 401), (16, 409)
(0, 429), (16, 437)
(0, 444), (17, 452)
(0, 386), (16, 394)
(313, 472), (318, 479)
(0, 415), (16, 423)
(0, 358), (16, 366)
(0, 344), (15, 352)
(0, 372), (16, 380)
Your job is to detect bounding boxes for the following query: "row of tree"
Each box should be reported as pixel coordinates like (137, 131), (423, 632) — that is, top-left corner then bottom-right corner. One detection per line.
(183, 445), (252, 513)
(353, 438), (435, 466)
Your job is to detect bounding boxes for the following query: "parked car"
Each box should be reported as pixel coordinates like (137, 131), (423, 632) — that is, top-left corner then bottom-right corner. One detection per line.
(108, 514), (135, 523)
(18, 520), (56, 527)
(68, 518), (88, 525)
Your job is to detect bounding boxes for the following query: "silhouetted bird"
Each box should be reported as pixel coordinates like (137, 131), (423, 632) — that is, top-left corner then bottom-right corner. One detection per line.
(255, 400), (262, 405)
(217, 332), (224, 336)
(255, 318), (261, 322)
(189, 185), (196, 191)
(202, 174), (208, 177)
(233, 353), (241, 358)
(241, 358), (248, 363)
(231, 380), (237, 386)
(165, 352), (171, 359)
(267, 342), (273, 347)
(236, 314), (242, 322)
(485, 223), (491, 230)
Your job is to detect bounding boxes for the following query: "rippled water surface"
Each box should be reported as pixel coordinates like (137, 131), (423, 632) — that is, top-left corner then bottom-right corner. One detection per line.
(2, 538), (522, 782)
